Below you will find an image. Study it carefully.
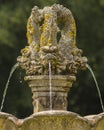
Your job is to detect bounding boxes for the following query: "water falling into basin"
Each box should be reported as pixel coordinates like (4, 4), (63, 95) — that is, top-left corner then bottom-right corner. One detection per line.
(86, 64), (104, 112)
(0, 63), (19, 112)
(49, 61), (52, 110)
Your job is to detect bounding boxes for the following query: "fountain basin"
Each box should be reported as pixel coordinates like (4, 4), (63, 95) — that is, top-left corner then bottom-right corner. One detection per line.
(0, 111), (104, 130)
(25, 75), (76, 112)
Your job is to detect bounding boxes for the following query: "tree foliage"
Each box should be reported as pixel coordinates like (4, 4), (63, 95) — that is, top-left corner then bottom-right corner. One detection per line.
(0, 0), (104, 118)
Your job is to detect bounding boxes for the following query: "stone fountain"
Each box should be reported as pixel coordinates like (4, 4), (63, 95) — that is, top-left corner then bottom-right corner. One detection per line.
(0, 4), (104, 130)
(17, 4), (87, 112)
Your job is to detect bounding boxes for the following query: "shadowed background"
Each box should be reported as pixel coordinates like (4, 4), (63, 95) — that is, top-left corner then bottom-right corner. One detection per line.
(0, 0), (104, 118)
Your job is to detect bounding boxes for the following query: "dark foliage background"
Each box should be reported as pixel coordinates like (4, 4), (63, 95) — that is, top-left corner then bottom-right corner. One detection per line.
(0, 0), (104, 118)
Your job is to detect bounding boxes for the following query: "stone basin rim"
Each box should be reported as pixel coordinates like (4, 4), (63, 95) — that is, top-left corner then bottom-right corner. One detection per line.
(24, 75), (76, 81)
(0, 111), (104, 127)
(0, 111), (104, 120)
(30, 110), (78, 117)
(0, 111), (79, 121)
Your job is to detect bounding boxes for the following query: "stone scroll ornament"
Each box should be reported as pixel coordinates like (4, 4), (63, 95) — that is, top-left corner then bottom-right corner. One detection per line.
(17, 4), (87, 76)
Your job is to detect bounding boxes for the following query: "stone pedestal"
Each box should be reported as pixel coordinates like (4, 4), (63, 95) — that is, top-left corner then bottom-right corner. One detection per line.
(25, 75), (76, 113)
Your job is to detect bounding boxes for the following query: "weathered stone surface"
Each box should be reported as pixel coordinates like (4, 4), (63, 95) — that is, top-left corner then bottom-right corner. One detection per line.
(25, 75), (76, 112)
(17, 4), (87, 113)
(17, 4), (87, 76)
(21, 111), (91, 130)
(0, 112), (18, 130)
(0, 111), (104, 130)
(85, 113), (104, 130)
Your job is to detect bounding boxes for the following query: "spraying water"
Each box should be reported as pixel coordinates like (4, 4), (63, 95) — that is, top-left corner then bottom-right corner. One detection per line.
(49, 61), (52, 110)
(19, 72), (23, 83)
(86, 64), (104, 112)
(0, 63), (19, 112)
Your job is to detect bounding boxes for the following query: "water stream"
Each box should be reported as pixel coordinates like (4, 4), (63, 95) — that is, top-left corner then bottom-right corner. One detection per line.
(19, 72), (23, 83)
(0, 63), (19, 112)
(49, 61), (52, 110)
(86, 64), (104, 112)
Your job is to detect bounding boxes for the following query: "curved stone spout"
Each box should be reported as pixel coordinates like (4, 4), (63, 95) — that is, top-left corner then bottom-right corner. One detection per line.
(17, 4), (87, 112)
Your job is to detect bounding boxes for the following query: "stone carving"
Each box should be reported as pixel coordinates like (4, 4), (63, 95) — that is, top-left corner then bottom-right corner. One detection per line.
(17, 4), (87, 76)
(1, 4), (104, 130)
(17, 4), (88, 112)
(0, 4), (104, 130)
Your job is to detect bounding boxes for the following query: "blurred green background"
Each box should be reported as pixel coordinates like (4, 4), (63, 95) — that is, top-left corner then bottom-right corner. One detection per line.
(0, 0), (104, 118)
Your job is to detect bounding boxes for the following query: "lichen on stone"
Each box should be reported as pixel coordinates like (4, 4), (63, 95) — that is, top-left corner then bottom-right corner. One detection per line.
(17, 4), (87, 76)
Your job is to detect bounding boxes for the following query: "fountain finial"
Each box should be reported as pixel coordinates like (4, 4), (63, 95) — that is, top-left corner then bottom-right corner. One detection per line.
(17, 4), (87, 112)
